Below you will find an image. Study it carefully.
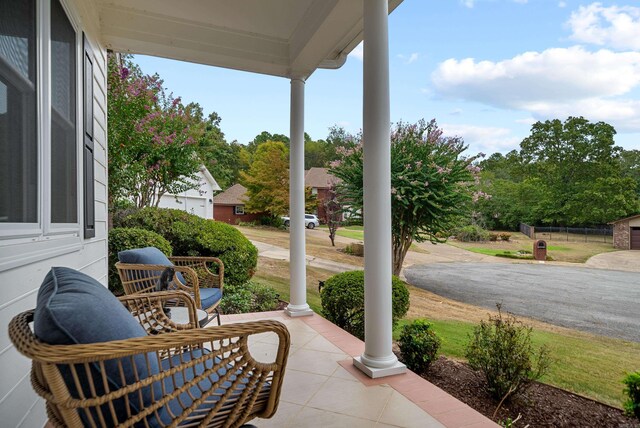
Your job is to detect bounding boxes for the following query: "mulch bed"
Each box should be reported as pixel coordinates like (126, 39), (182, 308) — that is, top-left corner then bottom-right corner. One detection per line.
(422, 356), (638, 427)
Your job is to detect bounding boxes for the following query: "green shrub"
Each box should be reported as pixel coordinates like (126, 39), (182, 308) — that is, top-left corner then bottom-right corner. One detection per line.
(259, 215), (285, 228)
(465, 304), (551, 401)
(108, 228), (172, 295)
(623, 371), (640, 420)
(220, 282), (279, 314)
(320, 270), (410, 340)
(121, 208), (258, 287)
(399, 320), (441, 374)
(455, 225), (490, 242)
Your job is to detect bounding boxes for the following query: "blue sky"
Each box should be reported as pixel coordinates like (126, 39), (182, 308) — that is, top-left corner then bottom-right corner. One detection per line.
(135, 0), (640, 155)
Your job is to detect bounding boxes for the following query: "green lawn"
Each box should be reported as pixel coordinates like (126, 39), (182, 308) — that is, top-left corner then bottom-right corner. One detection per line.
(394, 319), (640, 407)
(252, 272), (323, 313)
(335, 226), (364, 241)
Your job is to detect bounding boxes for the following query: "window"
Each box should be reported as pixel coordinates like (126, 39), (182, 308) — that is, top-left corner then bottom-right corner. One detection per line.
(1, 0), (84, 246)
(0, 0), (38, 224)
(234, 206), (245, 215)
(50, 0), (77, 224)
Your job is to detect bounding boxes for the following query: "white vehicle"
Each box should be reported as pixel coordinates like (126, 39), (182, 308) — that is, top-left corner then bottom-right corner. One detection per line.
(282, 214), (320, 229)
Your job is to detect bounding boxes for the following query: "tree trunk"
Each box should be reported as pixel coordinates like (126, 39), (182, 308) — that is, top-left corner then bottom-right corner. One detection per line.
(392, 227), (413, 276)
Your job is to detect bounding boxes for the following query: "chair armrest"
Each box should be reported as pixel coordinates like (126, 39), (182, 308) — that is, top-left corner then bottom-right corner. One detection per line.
(118, 290), (199, 333)
(169, 256), (224, 291)
(115, 262), (203, 310)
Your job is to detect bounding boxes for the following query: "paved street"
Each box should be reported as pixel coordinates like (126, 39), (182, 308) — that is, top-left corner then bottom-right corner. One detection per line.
(404, 263), (640, 342)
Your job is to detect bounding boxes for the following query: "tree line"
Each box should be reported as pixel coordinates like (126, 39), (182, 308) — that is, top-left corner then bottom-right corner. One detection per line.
(108, 53), (639, 269)
(475, 117), (640, 229)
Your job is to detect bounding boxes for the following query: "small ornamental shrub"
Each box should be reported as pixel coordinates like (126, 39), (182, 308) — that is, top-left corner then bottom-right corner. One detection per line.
(499, 232), (512, 241)
(488, 233), (499, 242)
(122, 208), (258, 287)
(455, 225), (490, 242)
(320, 270), (410, 340)
(465, 304), (551, 401)
(220, 282), (279, 314)
(623, 371), (640, 421)
(399, 320), (441, 374)
(108, 228), (172, 295)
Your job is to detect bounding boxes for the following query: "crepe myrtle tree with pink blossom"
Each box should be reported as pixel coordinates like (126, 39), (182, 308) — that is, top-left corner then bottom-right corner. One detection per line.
(330, 119), (484, 276)
(107, 53), (203, 209)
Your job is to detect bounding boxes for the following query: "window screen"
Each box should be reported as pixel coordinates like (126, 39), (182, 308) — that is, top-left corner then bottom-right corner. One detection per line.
(0, 0), (37, 223)
(50, 0), (77, 224)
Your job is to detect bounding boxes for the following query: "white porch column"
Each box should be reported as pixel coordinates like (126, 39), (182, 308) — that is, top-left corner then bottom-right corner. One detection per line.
(353, 0), (406, 378)
(285, 78), (313, 318)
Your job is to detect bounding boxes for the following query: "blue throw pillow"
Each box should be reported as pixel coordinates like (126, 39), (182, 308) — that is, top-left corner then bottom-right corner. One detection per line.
(33, 267), (166, 426)
(118, 246), (185, 284)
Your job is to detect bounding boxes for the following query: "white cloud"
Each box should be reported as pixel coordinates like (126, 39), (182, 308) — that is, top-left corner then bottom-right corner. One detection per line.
(515, 117), (536, 125)
(441, 124), (521, 154)
(449, 108), (463, 116)
(461, 0), (475, 8)
(558, 1), (567, 8)
(349, 42), (363, 61)
(513, 0), (528, 4)
(567, 3), (640, 50)
(431, 46), (640, 131)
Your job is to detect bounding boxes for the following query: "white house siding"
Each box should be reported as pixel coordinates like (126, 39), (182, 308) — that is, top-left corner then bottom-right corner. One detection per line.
(0, 0), (107, 426)
(157, 169), (217, 220)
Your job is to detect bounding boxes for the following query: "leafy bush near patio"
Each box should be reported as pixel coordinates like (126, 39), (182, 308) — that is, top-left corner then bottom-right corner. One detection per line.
(320, 270), (410, 340)
(623, 371), (640, 420)
(108, 227), (172, 295)
(399, 319), (441, 374)
(455, 225), (490, 242)
(220, 282), (279, 314)
(121, 207), (258, 287)
(465, 304), (551, 401)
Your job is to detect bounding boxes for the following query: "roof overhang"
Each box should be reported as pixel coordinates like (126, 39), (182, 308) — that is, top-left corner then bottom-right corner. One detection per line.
(97, 0), (402, 79)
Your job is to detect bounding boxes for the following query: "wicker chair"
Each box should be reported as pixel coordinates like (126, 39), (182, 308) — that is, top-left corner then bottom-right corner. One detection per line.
(116, 253), (224, 325)
(9, 290), (290, 428)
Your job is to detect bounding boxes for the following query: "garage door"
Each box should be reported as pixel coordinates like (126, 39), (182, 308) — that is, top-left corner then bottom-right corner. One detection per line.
(632, 228), (640, 250)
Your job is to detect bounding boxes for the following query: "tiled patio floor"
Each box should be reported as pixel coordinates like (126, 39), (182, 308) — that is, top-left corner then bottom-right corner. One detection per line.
(217, 311), (498, 428)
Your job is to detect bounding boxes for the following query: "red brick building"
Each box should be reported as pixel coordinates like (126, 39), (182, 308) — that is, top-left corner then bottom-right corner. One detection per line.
(305, 168), (339, 223)
(212, 184), (266, 225)
(611, 214), (640, 250)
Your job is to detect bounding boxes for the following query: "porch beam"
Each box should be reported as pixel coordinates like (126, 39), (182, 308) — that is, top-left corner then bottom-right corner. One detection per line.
(353, 0), (406, 378)
(285, 78), (313, 318)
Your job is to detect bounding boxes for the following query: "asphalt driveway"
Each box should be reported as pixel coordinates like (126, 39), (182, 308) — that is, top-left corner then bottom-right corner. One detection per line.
(404, 263), (640, 342)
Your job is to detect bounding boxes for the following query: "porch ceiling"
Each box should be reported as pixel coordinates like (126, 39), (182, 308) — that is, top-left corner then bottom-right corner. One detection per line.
(97, 0), (402, 78)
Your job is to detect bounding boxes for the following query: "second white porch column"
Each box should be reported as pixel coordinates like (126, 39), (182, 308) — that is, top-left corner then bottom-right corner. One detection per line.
(353, 0), (406, 378)
(285, 78), (313, 318)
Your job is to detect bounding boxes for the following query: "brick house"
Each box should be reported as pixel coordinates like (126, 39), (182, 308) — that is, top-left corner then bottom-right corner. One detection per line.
(305, 167), (339, 222)
(611, 214), (640, 250)
(212, 184), (266, 225)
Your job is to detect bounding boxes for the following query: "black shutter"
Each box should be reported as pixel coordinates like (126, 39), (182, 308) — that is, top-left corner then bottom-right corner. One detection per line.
(83, 33), (95, 238)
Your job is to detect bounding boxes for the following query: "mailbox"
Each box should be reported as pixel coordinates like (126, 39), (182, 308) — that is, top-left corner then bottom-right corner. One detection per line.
(533, 240), (547, 261)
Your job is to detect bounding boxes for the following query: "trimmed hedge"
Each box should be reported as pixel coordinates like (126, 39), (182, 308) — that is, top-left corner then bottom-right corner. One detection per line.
(121, 208), (258, 287)
(320, 270), (410, 340)
(108, 227), (172, 295)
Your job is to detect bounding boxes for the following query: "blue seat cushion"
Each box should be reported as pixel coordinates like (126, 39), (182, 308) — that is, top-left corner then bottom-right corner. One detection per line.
(118, 246), (185, 284)
(158, 349), (269, 427)
(33, 267), (166, 426)
(200, 288), (222, 310)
